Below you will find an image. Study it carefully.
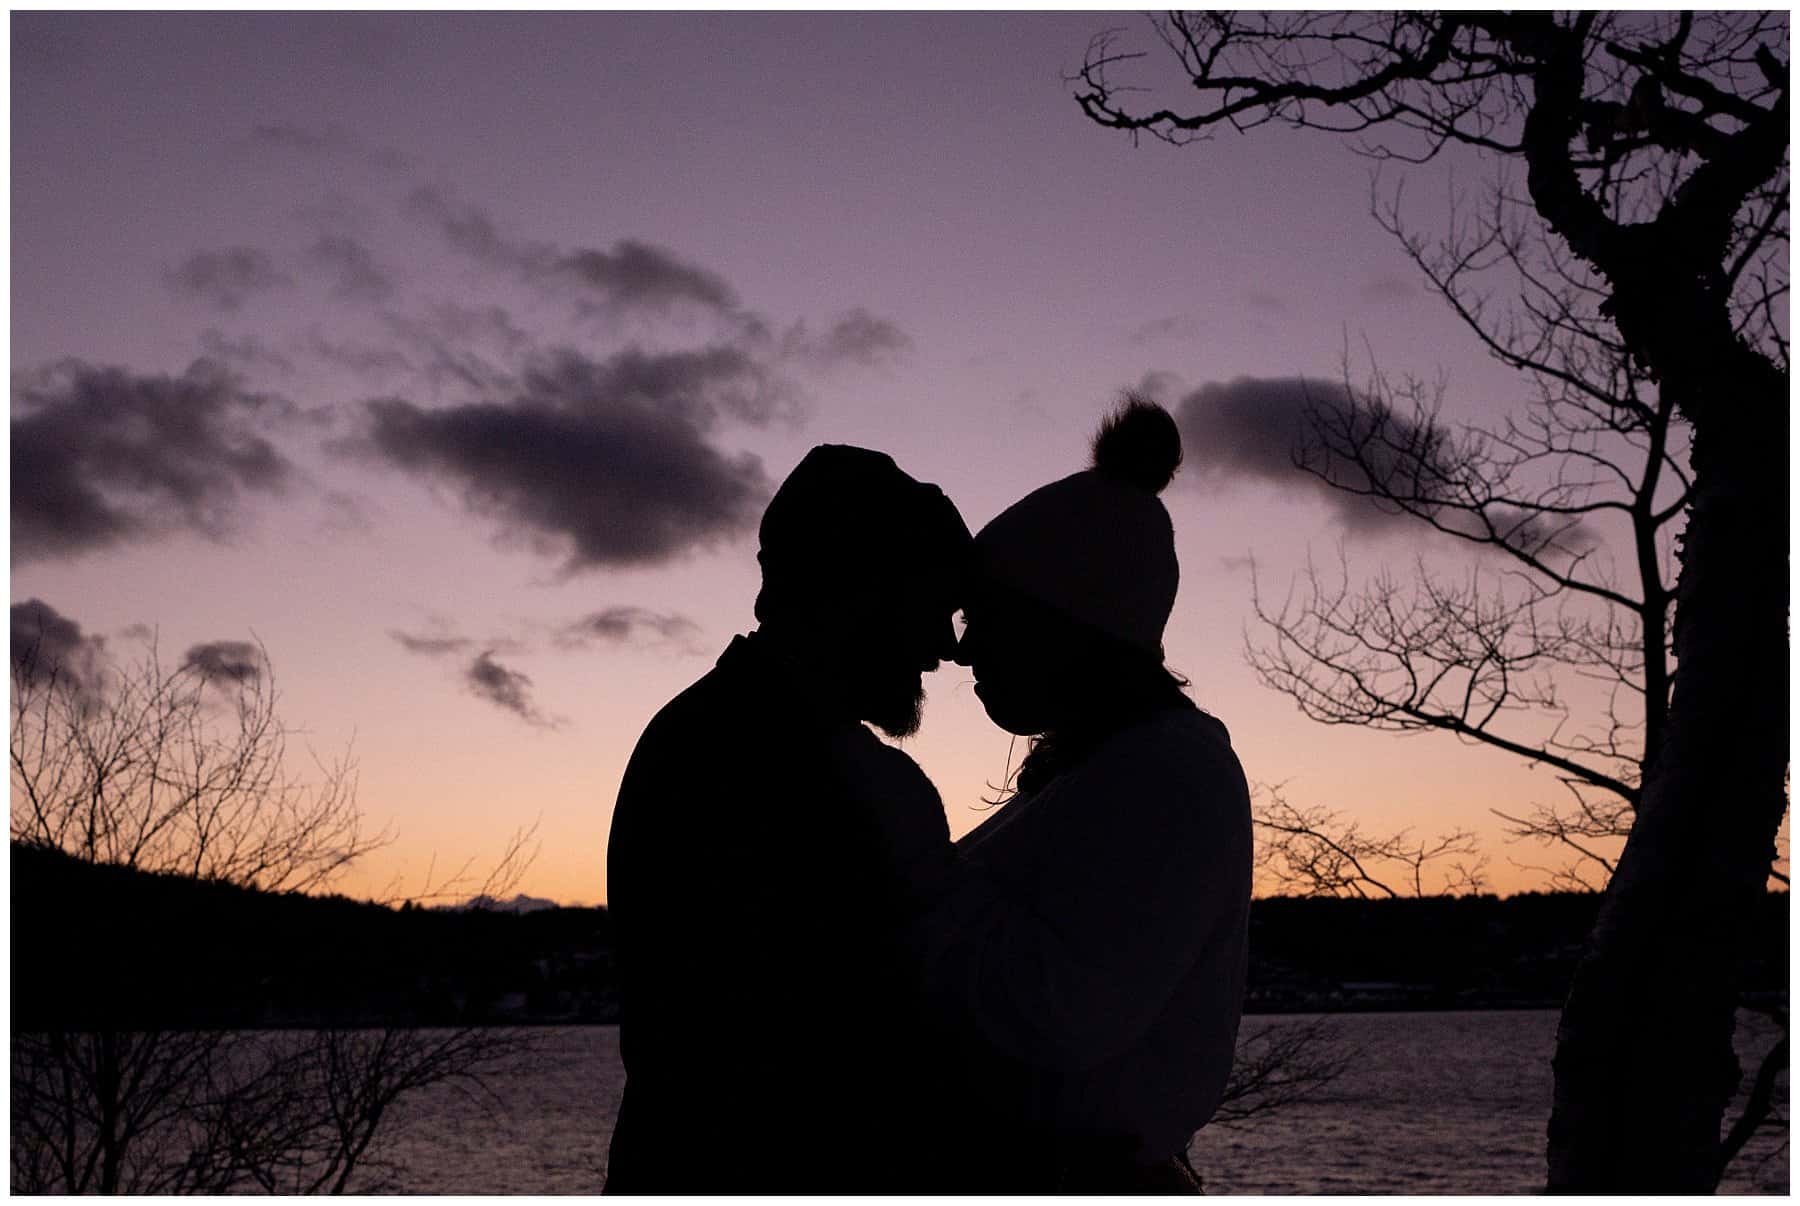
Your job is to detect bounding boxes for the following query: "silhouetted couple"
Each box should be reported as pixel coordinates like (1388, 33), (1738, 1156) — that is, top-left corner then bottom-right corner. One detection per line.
(603, 398), (1253, 1194)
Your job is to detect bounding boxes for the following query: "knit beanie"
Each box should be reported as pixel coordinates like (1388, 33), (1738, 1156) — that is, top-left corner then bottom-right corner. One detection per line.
(974, 400), (1182, 660)
(758, 443), (972, 594)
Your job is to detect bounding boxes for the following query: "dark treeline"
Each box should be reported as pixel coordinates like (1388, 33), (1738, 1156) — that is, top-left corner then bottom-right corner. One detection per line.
(1247, 892), (1787, 1012)
(12, 842), (617, 1029)
(13, 842), (1786, 1029)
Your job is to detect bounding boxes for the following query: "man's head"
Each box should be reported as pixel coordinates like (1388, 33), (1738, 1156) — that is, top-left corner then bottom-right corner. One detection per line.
(755, 444), (972, 737)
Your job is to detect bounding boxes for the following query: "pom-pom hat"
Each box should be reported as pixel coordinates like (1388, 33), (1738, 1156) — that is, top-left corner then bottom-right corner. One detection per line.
(973, 399), (1182, 660)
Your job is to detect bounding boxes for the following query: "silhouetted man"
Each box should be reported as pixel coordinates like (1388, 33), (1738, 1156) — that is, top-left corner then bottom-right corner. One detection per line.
(602, 445), (971, 1193)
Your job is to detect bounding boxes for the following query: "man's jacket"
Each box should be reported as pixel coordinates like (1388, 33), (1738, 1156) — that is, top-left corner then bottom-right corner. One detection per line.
(603, 632), (953, 1192)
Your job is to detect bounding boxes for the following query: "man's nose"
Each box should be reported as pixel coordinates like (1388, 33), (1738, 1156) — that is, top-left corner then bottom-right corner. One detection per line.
(930, 615), (961, 668)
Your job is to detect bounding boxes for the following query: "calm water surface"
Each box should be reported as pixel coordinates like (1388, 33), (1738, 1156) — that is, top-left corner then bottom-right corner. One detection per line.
(364, 1010), (1788, 1194)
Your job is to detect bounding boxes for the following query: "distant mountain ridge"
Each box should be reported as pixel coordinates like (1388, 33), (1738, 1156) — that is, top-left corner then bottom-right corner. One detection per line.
(439, 893), (565, 914)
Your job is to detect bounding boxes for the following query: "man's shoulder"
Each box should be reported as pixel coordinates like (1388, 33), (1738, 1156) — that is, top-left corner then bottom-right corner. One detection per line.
(618, 641), (898, 817)
(822, 722), (939, 803)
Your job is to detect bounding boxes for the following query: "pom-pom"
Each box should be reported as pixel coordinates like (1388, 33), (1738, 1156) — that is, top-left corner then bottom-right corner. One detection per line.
(1091, 394), (1181, 493)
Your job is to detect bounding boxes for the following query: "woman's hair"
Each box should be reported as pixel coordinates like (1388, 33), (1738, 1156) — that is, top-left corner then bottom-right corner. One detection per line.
(1010, 659), (1194, 796)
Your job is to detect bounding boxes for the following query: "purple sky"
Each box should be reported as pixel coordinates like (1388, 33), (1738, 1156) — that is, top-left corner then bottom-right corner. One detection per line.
(12, 12), (1674, 903)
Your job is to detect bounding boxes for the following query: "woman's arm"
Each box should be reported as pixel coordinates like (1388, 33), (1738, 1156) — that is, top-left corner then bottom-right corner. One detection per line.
(914, 733), (1250, 1071)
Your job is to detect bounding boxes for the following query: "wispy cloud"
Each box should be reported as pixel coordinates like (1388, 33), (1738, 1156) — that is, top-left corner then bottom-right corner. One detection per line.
(465, 650), (556, 727)
(1128, 315), (1203, 346)
(307, 233), (395, 303)
(775, 308), (913, 371)
(391, 630), (475, 657)
(302, 328), (415, 382)
(1245, 289), (1291, 316)
(406, 185), (739, 316)
(1360, 274), (1418, 304)
(248, 121), (407, 171)
(376, 307), (522, 396)
(556, 606), (702, 651)
(166, 247), (291, 312)
(199, 329), (296, 375)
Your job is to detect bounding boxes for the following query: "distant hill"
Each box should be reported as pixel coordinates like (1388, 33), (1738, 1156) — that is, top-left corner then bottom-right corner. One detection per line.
(11, 842), (1786, 1029)
(439, 893), (565, 915)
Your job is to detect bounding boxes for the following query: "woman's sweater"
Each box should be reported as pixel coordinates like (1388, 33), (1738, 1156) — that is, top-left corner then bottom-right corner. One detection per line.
(915, 705), (1254, 1163)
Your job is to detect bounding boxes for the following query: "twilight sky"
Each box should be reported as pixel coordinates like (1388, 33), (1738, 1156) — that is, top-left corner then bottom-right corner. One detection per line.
(12, 11), (1677, 904)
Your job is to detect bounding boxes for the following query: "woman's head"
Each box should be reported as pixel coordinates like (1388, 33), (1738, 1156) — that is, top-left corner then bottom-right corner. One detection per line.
(960, 396), (1186, 737)
(956, 579), (1175, 736)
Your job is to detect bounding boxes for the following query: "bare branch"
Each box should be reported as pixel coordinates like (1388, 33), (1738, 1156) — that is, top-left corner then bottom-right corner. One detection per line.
(1213, 1015), (1357, 1126)
(1252, 783), (1489, 900)
(10, 638), (392, 893)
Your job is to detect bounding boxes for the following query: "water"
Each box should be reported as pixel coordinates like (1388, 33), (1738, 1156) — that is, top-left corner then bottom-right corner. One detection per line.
(364, 1010), (1787, 1194)
(1190, 1011), (1788, 1194)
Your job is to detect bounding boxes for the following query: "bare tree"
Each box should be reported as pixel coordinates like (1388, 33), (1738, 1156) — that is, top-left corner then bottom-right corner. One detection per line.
(10, 633), (536, 1194)
(1075, 11), (1788, 1190)
(10, 635), (383, 891)
(10, 1026), (536, 1195)
(1211, 1014), (1356, 1128)
(1253, 784), (1488, 900)
(1201, 781), (1489, 1143)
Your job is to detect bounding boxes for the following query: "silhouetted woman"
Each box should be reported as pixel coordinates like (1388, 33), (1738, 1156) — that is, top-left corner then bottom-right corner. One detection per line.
(877, 398), (1254, 1192)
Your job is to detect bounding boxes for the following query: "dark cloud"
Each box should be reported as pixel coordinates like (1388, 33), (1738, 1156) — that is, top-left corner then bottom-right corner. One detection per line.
(356, 346), (773, 573)
(557, 606), (702, 649)
(166, 247), (291, 312)
(1129, 315), (1203, 346)
(1175, 375), (1435, 534)
(465, 651), (554, 727)
(1132, 369), (1186, 404)
(1176, 376), (1349, 485)
(181, 640), (262, 684)
(558, 241), (738, 314)
(199, 329), (296, 375)
(13, 358), (293, 562)
(1174, 376), (1595, 551)
(405, 186), (738, 315)
(248, 121), (406, 171)
(307, 233), (395, 303)
(11, 599), (107, 695)
(781, 308), (912, 371)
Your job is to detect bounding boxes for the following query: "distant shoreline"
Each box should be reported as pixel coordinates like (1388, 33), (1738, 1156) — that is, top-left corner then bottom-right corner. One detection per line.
(16, 843), (1785, 1034)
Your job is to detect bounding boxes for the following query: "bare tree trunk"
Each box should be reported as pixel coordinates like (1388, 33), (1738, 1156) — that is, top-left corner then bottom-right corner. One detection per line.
(1546, 361), (1789, 1191)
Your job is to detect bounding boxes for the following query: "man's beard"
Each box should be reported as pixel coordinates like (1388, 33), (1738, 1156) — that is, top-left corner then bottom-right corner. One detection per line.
(866, 674), (926, 740)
